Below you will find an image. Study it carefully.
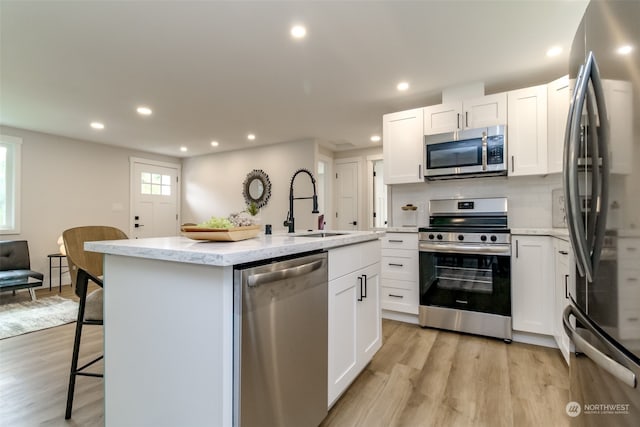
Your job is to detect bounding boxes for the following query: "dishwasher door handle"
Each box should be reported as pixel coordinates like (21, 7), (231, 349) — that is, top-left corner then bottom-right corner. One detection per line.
(247, 259), (324, 287)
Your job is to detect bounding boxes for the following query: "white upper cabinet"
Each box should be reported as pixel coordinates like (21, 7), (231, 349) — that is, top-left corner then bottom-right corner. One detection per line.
(465, 93), (508, 129)
(383, 108), (425, 184)
(423, 93), (507, 135)
(422, 102), (461, 135)
(547, 75), (570, 174)
(508, 84), (548, 176)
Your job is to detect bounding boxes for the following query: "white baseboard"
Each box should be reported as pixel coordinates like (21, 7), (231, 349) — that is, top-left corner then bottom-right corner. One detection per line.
(382, 309), (419, 325)
(512, 331), (558, 348)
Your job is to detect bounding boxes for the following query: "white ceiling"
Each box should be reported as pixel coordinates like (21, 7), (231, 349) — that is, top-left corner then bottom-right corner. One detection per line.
(0, 0), (589, 158)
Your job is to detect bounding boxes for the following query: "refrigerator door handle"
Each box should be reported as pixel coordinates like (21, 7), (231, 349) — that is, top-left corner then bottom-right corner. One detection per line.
(587, 51), (611, 276)
(564, 61), (592, 282)
(563, 304), (637, 389)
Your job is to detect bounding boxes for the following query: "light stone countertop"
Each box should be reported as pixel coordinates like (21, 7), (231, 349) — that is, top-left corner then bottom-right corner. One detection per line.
(86, 230), (384, 267)
(376, 226), (419, 233)
(511, 228), (570, 240)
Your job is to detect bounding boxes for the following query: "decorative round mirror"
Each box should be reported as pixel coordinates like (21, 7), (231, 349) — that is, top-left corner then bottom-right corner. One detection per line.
(242, 169), (271, 208)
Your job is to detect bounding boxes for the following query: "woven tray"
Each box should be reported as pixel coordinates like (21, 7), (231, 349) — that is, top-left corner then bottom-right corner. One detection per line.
(181, 225), (260, 241)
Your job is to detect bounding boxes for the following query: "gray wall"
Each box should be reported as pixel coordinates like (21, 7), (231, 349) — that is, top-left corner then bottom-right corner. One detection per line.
(181, 139), (320, 233)
(0, 125), (179, 286)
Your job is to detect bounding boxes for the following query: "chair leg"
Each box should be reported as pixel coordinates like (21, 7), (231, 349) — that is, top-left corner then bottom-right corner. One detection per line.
(28, 288), (36, 301)
(65, 285), (87, 419)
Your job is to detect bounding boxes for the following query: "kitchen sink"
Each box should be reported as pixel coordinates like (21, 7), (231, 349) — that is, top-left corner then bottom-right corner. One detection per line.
(298, 232), (347, 238)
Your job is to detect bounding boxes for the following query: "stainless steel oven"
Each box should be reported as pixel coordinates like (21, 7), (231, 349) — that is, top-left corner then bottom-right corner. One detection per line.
(419, 197), (512, 341)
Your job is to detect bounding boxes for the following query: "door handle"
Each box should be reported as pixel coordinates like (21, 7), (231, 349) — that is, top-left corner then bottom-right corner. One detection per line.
(564, 274), (569, 299)
(247, 259), (324, 287)
(350, 221), (357, 226)
(563, 305), (637, 389)
(587, 51), (611, 279)
(357, 276), (363, 302)
(134, 224), (144, 228)
(481, 134), (488, 171)
(388, 263), (404, 267)
(362, 274), (367, 298)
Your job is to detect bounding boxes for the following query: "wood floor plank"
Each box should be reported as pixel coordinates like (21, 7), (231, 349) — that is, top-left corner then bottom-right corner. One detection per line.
(0, 311), (570, 427)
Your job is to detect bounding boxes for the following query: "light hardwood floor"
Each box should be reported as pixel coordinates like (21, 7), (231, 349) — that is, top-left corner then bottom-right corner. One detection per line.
(322, 321), (570, 427)
(1, 291), (569, 427)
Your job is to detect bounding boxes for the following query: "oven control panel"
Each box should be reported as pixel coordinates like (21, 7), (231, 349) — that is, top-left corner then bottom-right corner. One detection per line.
(419, 231), (511, 245)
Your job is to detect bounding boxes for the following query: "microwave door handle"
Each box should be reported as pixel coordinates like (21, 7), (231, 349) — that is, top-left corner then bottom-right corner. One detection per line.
(564, 62), (592, 281)
(588, 52), (611, 275)
(481, 134), (488, 170)
(563, 305), (637, 389)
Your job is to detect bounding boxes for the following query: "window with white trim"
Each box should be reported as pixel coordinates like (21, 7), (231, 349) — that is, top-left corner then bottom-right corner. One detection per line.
(0, 135), (22, 234)
(140, 172), (172, 196)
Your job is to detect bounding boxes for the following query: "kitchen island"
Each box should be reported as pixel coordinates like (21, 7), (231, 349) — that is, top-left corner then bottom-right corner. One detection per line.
(86, 231), (382, 427)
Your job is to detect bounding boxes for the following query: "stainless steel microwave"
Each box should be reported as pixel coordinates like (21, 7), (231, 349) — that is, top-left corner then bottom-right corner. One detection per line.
(424, 125), (507, 180)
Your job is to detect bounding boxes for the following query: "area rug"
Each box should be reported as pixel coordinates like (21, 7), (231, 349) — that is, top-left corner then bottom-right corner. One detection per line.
(0, 295), (78, 339)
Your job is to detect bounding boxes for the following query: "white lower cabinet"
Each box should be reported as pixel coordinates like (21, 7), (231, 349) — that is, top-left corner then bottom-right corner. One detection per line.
(328, 240), (381, 407)
(618, 238), (640, 339)
(380, 233), (419, 314)
(553, 238), (574, 365)
(511, 235), (554, 335)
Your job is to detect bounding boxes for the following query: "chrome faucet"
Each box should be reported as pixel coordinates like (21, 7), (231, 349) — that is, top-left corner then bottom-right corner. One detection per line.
(283, 168), (319, 233)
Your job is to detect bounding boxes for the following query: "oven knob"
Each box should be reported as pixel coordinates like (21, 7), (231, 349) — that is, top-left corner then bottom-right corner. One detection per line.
(458, 235), (464, 241)
(481, 235), (487, 242)
(437, 234), (443, 240)
(428, 234), (434, 240)
(490, 235), (497, 242)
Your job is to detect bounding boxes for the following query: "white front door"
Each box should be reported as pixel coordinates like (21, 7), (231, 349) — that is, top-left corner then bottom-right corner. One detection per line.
(335, 160), (359, 230)
(131, 158), (181, 238)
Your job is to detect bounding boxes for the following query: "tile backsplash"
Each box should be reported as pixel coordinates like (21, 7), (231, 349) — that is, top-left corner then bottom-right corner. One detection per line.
(389, 174), (562, 228)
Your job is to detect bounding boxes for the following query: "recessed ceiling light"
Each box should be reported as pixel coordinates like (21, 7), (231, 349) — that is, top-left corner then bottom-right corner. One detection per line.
(546, 46), (562, 57)
(247, 134), (256, 141)
(210, 141), (219, 147)
(397, 81), (409, 91)
(90, 122), (104, 130)
(617, 45), (633, 55)
(370, 135), (381, 142)
(180, 146), (188, 152)
(291, 25), (307, 39)
(136, 106), (152, 116)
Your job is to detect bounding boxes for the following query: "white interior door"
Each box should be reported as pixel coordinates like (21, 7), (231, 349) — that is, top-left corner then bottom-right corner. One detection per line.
(131, 159), (181, 238)
(335, 160), (359, 230)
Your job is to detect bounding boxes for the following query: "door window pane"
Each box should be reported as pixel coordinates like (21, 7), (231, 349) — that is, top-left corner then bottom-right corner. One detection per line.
(141, 172), (172, 196)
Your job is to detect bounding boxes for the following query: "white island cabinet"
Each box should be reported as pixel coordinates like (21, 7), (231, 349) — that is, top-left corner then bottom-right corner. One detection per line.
(86, 231), (382, 427)
(328, 239), (381, 406)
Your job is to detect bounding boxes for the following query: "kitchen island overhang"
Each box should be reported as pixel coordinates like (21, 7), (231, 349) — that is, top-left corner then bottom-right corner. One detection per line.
(86, 231), (382, 427)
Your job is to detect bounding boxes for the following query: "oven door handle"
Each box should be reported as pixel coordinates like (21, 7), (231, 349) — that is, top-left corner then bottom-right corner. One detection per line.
(419, 242), (511, 256)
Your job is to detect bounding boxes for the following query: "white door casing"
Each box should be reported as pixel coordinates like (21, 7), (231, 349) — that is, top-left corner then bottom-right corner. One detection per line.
(335, 159), (359, 230)
(130, 158), (181, 238)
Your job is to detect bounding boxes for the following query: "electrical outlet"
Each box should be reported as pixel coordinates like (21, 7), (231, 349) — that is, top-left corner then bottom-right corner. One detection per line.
(552, 188), (567, 228)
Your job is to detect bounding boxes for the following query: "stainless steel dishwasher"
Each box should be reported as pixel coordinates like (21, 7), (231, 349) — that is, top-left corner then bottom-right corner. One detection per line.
(233, 251), (328, 427)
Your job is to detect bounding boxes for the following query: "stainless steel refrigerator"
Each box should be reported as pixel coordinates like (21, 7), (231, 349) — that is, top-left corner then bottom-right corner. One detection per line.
(562, 1), (640, 425)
